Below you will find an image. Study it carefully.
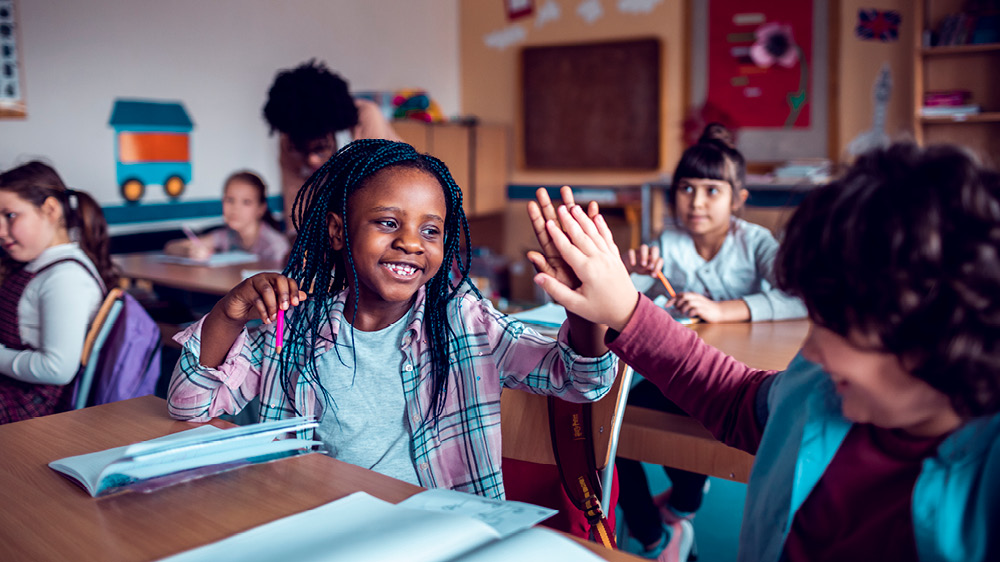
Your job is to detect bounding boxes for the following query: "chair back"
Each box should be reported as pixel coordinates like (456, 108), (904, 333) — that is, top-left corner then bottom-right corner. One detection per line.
(73, 288), (124, 409)
(501, 361), (633, 506)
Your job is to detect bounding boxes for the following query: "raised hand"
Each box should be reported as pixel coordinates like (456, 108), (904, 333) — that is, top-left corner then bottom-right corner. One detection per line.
(527, 186), (599, 289)
(533, 204), (640, 332)
(626, 244), (664, 276)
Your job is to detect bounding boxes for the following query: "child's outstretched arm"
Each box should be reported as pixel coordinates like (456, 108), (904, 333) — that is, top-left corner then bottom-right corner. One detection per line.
(526, 186), (608, 357)
(199, 273), (307, 367)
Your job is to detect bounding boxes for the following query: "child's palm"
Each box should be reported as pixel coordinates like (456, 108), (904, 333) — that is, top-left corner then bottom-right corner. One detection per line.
(527, 186), (598, 289)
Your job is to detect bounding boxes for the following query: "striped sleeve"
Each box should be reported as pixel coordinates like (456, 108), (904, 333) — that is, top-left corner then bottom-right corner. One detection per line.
(165, 317), (267, 421)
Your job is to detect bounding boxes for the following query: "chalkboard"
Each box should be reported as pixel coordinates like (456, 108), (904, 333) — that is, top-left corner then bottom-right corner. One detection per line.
(522, 38), (661, 169)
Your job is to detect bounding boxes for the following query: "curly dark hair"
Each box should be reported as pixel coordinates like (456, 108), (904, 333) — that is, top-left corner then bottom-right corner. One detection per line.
(262, 59), (359, 149)
(776, 142), (1000, 418)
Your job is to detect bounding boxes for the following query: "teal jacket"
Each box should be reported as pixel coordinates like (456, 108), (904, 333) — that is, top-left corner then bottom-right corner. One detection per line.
(743, 354), (1000, 562)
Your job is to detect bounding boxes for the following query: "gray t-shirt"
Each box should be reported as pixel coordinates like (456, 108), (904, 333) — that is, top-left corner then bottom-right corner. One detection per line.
(315, 311), (419, 484)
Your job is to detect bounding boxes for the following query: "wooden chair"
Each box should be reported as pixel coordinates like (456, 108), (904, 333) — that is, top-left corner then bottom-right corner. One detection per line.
(501, 361), (634, 510)
(72, 288), (124, 409)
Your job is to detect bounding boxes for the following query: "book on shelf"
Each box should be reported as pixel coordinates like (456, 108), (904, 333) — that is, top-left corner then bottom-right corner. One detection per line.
(48, 417), (322, 497)
(159, 489), (605, 562)
(154, 250), (259, 267)
(923, 90), (971, 107)
(920, 104), (982, 117)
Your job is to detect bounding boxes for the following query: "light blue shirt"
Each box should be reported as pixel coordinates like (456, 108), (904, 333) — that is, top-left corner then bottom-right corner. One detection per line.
(316, 309), (420, 485)
(632, 217), (806, 321)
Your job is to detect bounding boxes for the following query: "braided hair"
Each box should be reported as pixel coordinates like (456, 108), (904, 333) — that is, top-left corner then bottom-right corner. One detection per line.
(278, 139), (477, 420)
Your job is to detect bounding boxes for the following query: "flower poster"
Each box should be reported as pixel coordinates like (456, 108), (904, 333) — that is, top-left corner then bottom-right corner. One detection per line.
(706, 0), (812, 128)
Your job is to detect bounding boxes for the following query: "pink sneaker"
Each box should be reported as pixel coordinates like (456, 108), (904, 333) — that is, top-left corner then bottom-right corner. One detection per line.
(653, 488), (697, 525)
(656, 520), (695, 562)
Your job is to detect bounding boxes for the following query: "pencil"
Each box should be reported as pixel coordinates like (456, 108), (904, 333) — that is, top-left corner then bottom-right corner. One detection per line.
(181, 225), (206, 249)
(275, 308), (284, 354)
(655, 271), (677, 299)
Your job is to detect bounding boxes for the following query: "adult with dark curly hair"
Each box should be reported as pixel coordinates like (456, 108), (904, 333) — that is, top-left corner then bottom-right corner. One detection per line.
(527, 142), (1000, 561)
(263, 60), (400, 231)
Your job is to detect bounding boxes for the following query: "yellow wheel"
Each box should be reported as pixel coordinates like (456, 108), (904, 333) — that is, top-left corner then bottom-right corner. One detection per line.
(164, 175), (186, 198)
(120, 179), (145, 202)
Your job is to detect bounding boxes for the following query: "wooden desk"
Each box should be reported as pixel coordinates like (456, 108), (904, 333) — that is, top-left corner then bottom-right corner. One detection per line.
(0, 396), (641, 561)
(616, 319), (810, 483)
(113, 252), (285, 296)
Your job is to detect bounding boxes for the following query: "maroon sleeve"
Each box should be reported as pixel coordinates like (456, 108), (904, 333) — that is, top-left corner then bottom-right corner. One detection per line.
(607, 295), (777, 454)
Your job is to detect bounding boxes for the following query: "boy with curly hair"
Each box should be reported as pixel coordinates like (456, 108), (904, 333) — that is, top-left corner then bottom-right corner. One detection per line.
(528, 142), (1000, 561)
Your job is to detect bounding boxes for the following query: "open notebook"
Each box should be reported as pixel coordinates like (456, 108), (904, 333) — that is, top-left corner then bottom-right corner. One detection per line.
(158, 490), (604, 562)
(155, 251), (258, 267)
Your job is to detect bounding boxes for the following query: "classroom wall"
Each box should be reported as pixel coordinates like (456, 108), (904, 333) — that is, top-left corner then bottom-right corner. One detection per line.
(459, 0), (917, 175)
(459, 0), (687, 186)
(0, 0), (460, 215)
(834, 0), (915, 160)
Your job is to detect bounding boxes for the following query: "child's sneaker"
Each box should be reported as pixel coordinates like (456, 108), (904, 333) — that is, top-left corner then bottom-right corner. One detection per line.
(634, 519), (695, 562)
(653, 488), (697, 525)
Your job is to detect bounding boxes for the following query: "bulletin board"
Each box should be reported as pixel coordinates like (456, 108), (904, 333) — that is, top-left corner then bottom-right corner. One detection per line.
(522, 38), (661, 169)
(688, 0), (831, 161)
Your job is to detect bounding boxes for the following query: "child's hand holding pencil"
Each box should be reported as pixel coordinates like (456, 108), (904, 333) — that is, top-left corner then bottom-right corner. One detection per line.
(181, 225), (213, 261)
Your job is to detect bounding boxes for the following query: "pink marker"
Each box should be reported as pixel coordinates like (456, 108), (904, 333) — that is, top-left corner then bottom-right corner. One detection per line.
(275, 308), (284, 354)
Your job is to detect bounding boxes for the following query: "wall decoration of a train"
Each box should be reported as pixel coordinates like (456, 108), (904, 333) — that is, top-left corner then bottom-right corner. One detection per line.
(109, 99), (194, 203)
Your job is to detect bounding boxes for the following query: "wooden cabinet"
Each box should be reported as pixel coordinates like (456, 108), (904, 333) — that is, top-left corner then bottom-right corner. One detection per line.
(913, 1), (1000, 165)
(393, 121), (510, 216)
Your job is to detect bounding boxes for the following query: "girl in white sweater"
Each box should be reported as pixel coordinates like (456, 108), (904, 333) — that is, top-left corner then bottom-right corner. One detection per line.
(0, 161), (116, 423)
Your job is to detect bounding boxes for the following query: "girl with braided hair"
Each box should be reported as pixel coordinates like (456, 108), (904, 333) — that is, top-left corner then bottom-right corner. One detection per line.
(0, 161), (117, 423)
(167, 139), (617, 499)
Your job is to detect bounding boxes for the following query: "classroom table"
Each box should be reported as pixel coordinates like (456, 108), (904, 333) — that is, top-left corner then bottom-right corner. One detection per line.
(616, 319), (810, 482)
(0, 396), (643, 562)
(113, 252), (286, 296)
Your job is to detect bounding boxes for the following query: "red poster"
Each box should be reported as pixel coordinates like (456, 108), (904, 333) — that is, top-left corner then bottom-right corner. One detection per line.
(707, 0), (812, 128)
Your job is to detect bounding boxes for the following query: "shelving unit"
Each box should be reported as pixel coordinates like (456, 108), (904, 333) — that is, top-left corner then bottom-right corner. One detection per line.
(913, 1), (1000, 165)
(393, 120), (509, 217)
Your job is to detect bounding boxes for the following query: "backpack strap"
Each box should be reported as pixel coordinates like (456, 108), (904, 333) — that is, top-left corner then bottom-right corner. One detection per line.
(34, 257), (107, 295)
(547, 397), (618, 549)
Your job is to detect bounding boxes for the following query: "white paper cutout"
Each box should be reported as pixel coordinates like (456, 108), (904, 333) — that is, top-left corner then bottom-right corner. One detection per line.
(577, 0), (604, 24)
(535, 0), (561, 27)
(484, 25), (527, 50)
(618, 0), (662, 14)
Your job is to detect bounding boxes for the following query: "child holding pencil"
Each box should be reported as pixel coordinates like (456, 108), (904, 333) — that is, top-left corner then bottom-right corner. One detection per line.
(0, 161), (117, 423)
(167, 140), (617, 499)
(164, 171), (288, 262)
(530, 142), (1000, 561)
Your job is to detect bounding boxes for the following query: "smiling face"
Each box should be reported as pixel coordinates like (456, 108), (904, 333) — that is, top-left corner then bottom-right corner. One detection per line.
(330, 166), (446, 324)
(673, 177), (746, 239)
(222, 179), (266, 234)
(801, 325), (961, 437)
(0, 190), (67, 263)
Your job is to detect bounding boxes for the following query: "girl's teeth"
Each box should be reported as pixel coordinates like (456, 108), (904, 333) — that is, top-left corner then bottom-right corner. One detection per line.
(386, 263), (417, 276)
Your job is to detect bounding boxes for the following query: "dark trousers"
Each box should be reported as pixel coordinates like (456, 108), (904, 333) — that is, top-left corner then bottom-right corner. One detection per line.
(616, 379), (708, 545)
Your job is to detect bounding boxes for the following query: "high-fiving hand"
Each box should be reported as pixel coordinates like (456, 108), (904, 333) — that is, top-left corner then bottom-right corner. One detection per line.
(529, 194), (640, 333)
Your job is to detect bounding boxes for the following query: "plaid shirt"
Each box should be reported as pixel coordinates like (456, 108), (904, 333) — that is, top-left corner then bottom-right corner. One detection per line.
(167, 288), (617, 499)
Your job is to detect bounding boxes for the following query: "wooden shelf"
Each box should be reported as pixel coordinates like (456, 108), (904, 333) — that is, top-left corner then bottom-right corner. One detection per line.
(920, 111), (1000, 124)
(921, 43), (1000, 56)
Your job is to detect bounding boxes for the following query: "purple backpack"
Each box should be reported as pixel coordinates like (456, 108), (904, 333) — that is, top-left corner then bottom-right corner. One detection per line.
(86, 291), (162, 405)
